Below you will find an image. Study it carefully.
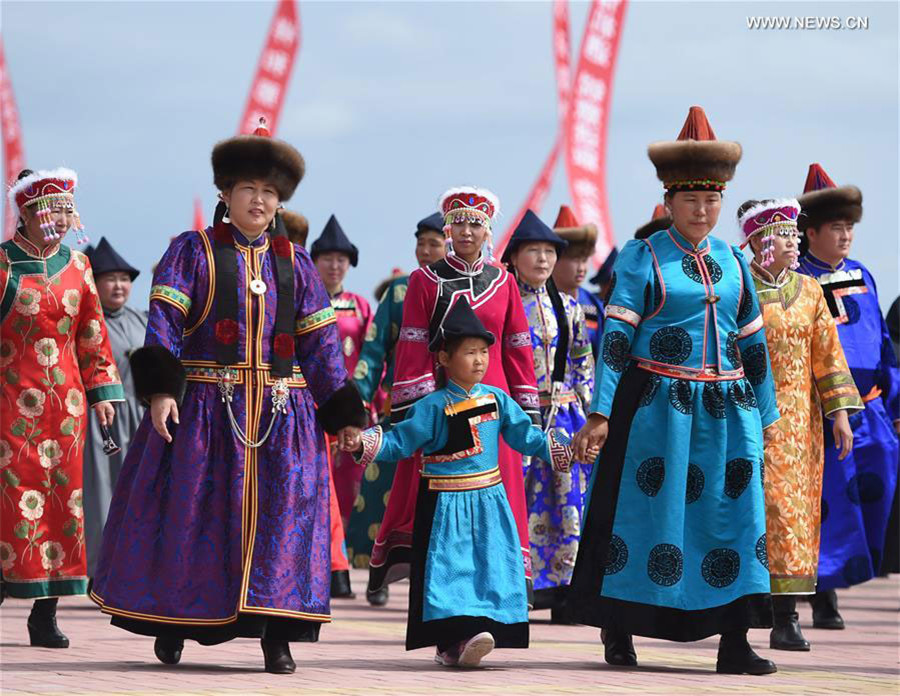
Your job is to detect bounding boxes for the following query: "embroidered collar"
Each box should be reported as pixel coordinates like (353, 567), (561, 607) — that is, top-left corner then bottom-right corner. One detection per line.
(750, 260), (790, 288)
(446, 380), (483, 399)
(667, 225), (711, 254)
(13, 231), (61, 260)
(517, 278), (547, 295)
(803, 251), (846, 272)
(445, 252), (485, 276)
(231, 226), (269, 250)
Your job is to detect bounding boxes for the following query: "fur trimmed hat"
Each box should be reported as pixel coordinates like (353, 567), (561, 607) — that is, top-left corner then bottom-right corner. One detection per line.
(552, 205), (597, 258)
(796, 163), (862, 232)
(647, 106), (741, 192)
(211, 118), (305, 201)
(281, 210), (309, 248)
(635, 204), (672, 240)
(374, 267), (405, 302)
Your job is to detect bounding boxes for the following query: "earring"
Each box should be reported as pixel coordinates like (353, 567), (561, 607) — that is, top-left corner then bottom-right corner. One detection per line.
(222, 207), (231, 224)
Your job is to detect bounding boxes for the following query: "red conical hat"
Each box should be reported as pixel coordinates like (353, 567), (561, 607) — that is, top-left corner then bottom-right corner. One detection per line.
(635, 203), (673, 240)
(647, 106), (741, 192)
(797, 163), (862, 231)
(552, 204), (597, 256)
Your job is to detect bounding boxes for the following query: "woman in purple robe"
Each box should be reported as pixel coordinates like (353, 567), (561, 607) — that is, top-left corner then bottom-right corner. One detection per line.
(91, 119), (366, 674)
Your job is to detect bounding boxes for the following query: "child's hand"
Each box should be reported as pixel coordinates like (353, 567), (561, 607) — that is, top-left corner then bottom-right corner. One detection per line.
(338, 427), (362, 453)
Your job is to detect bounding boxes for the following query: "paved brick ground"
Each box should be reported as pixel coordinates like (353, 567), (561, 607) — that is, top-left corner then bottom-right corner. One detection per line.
(1, 570), (897, 695)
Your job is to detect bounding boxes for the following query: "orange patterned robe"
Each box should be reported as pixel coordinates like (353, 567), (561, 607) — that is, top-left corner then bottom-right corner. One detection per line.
(0, 233), (124, 599)
(753, 264), (862, 594)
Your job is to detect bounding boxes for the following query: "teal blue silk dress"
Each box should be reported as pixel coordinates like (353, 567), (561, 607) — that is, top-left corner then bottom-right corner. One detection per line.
(569, 226), (780, 641)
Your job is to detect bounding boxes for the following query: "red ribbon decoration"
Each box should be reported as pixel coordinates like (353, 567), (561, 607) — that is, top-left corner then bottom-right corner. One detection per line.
(238, 0), (301, 137)
(1, 40), (26, 241)
(496, 0), (571, 259)
(565, 0), (628, 264)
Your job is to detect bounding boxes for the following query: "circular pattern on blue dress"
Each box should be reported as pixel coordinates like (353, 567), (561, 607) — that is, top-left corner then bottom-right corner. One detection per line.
(702, 548), (741, 588)
(846, 472), (885, 505)
(681, 254), (723, 284)
(636, 457), (666, 497)
(650, 327), (692, 364)
(725, 331), (741, 369)
(728, 381), (754, 411)
(742, 344), (768, 385)
(759, 457), (766, 489)
(639, 373), (661, 407)
(755, 534), (769, 569)
(702, 382), (726, 419)
(842, 554), (871, 586)
(602, 331), (629, 373)
(737, 287), (753, 323)
(647, 543), (684, 586)
(668, 379), (693, 414)
(685, 464), (705, 504)
(605, 534), (628, 575)
(744, 380), (758, 408)
(724, 458), (753, 499)
(842, 296), (861, 325)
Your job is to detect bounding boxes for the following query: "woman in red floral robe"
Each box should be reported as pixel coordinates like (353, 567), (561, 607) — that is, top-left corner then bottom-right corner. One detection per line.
(0, 168), (123, 648)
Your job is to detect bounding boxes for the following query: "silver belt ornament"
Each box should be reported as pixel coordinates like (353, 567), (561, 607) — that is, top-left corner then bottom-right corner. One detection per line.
(217, 367), (289, 448)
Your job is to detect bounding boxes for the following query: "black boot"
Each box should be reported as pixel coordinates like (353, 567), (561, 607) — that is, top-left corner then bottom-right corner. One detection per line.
(27, 598), (69, 648)
(330, 570), (355, 599)
(366, 585), (389, 607)
(716, 629), (777, 674)
(811, 590), (844, 629)
(600, 627), (637, 666)
(261, 639), (296, 674)
(550, 602), (576, 625)
(154, 637), (184, 665)
(770, 596), (810, 651)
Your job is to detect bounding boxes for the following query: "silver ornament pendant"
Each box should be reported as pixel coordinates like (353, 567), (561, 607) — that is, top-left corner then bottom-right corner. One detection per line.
(250, 279), (268, 295)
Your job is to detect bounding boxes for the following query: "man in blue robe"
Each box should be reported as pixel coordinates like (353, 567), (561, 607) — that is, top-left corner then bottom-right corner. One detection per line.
(796, 163), (900, 628)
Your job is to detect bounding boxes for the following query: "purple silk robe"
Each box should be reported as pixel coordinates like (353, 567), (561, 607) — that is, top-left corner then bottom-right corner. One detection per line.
(92, 226), (348, 640)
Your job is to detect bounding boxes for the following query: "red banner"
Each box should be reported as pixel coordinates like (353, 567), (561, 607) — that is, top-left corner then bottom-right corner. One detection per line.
(238, 0), (301, 136)
(0, 40), (25, 241)
(565, 0), (627, 264)
(495, 0), (571, 258)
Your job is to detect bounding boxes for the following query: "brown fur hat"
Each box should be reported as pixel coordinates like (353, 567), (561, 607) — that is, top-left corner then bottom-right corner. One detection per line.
(212, 122), (304, 201)
(552, 205), (597, 258)
(647, 106), (741, 191)
(635, 204), (672, 240)
(281, 210), (309, 247)
(796, 164), (862, 232)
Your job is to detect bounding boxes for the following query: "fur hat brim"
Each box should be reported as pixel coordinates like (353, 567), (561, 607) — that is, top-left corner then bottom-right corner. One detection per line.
(281, 211), (309, 248)
(647, 140), (742, 187)
(555, 223), (598, 258)
(797, 186), (862, 231)
(635, 216), (672, 240)
(212, 137), (305, 201)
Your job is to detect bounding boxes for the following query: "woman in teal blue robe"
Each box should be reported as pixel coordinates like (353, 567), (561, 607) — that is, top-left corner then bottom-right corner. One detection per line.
(569, 106), (779, 675)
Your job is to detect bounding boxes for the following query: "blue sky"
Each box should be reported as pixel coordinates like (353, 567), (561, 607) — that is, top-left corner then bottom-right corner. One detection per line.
(4, 1), (897, 311)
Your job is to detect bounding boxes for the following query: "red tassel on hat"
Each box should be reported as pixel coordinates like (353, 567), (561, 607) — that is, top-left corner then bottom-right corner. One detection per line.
(553, 205), (580, 229)
(803, 163), (837, 193)
(676, 106), (718, 141)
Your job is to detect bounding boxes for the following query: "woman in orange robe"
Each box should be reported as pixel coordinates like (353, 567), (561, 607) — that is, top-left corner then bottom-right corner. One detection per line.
(1, 168), (123, 648)
(739, 198), (862, 652)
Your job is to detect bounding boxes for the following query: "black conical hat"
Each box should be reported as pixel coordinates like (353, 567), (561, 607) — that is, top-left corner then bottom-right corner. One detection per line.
(310, 215), (359, 266)
(429, 296), (495, 352)
(89, 237), (140, 280)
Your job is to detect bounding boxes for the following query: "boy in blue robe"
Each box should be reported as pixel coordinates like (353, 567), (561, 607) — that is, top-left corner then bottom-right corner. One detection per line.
(796, 163), (900, 628)
(343, 297), (575, 667)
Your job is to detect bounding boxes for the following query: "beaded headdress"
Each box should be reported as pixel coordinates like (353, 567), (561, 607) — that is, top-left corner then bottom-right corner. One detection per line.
(738, 198), (801, 269)
(7, 167), (88, 244)
(438, 186), (500, 261)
